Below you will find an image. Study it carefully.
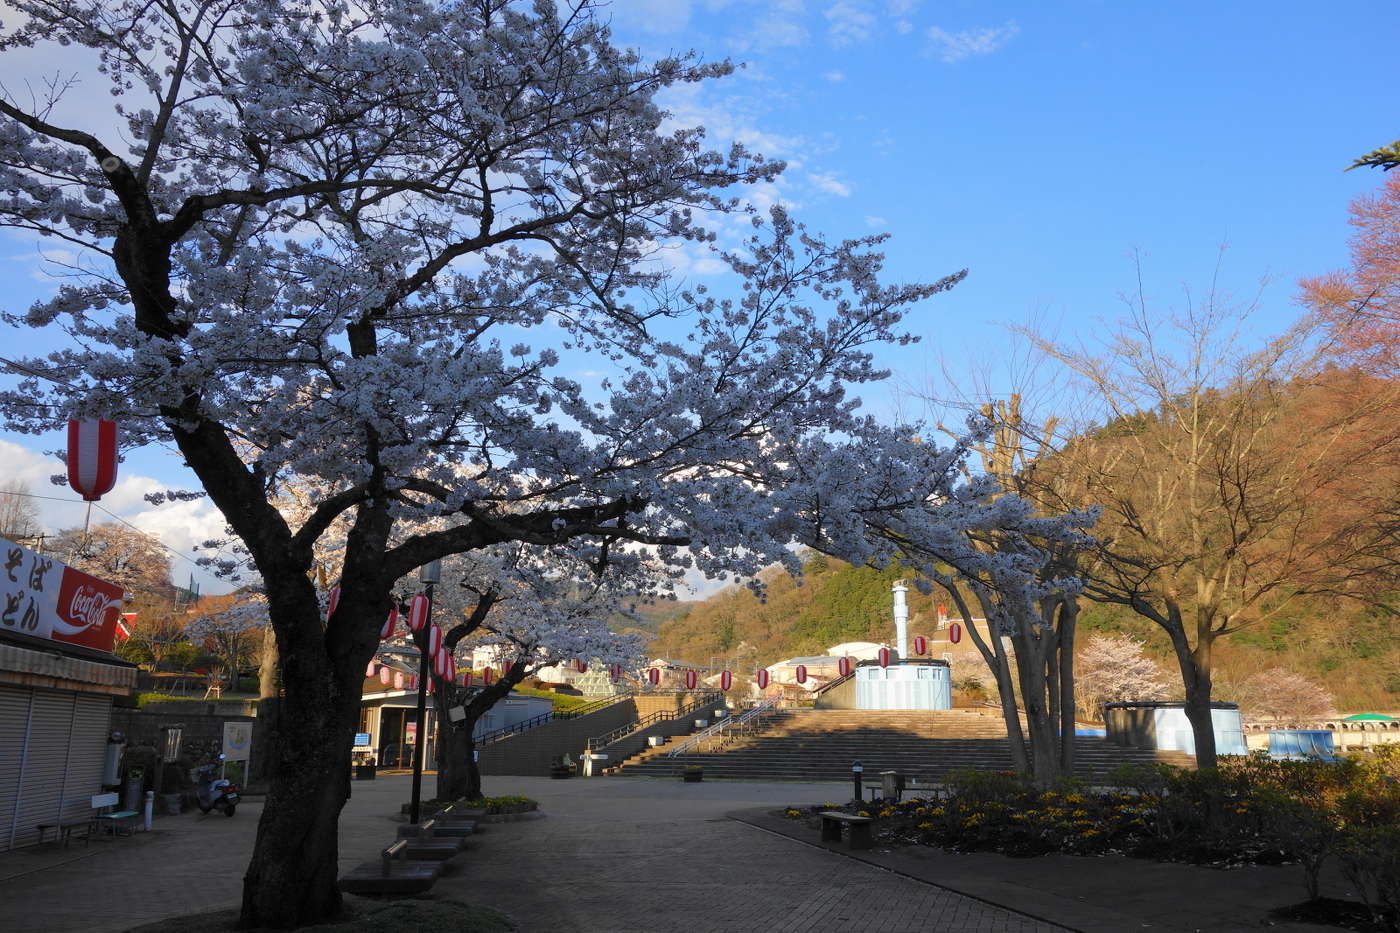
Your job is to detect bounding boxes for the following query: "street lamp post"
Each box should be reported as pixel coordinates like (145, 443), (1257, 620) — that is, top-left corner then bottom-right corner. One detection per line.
(409, 560), (441, 825)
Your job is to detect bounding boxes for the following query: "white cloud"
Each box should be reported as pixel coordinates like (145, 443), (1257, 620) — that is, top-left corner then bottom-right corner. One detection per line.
(926, 21), (1020, 63)
(808, 172), (852, 197)
(865, 216), (888, 228)
(0, 439), (232, 592)
(824, 70), (846, 83)
(825, 1), (876, 45)
(895, 19), (914, 34)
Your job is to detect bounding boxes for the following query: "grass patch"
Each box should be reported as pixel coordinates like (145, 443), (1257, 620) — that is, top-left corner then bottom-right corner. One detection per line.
(124, 899), (513, 932)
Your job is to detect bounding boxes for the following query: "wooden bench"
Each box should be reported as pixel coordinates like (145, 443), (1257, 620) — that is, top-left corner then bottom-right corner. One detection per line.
(35, 818), (95, 847)
(38, 793), (137, 846)
(390, 819), (463, 861)
(819, 811), (874, 850)
(337, 840), (441, 896)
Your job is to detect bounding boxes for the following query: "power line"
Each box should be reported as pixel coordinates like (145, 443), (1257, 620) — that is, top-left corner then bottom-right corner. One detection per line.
(0, 486), (242, 579)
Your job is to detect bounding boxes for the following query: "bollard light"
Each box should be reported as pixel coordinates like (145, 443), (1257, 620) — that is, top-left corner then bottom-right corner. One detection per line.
(852, 759), (864, 803)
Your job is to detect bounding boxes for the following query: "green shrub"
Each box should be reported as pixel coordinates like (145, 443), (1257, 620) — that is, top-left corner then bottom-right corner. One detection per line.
(1337, 825), (1400, 932)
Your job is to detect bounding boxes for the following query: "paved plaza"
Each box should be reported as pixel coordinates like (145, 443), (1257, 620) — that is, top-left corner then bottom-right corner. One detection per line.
(0, 774), (1343, 933)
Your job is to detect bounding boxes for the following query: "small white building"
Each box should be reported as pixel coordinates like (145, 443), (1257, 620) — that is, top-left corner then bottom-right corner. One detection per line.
(827, 642), (889, 661)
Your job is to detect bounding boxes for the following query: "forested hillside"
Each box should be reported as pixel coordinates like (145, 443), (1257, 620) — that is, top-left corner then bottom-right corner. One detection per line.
(649, 553), (1399, 711)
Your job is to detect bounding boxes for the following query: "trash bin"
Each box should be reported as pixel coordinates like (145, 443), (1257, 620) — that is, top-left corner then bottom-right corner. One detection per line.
(123, 768), (145, 813)
(880, 770), (905, 801)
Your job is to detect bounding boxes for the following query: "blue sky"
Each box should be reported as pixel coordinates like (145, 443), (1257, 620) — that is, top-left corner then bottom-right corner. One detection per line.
(1, 0), (1395, 591)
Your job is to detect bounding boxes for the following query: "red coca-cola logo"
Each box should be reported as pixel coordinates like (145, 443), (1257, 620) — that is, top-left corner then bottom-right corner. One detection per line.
(69, 585), (118, 630)
(52, 566), (122, 652)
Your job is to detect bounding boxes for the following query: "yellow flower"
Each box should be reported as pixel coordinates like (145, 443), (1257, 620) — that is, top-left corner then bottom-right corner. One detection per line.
(917, 821), (934, 830)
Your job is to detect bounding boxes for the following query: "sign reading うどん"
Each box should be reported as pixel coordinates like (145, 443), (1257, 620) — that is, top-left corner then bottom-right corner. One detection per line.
(1, 535), (124, 653)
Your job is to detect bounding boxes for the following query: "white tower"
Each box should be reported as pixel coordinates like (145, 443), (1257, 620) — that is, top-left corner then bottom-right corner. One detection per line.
(891, 580), (910, 659)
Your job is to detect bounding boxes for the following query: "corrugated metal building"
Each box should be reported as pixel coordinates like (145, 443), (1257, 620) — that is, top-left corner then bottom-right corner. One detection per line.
(0, 629), (137, 850)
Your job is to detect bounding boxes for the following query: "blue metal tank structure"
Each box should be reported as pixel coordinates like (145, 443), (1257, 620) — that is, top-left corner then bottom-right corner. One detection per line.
(854, 659), (952, 710)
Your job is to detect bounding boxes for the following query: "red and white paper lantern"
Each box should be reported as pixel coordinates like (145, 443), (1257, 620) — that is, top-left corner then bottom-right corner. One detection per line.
(879, 647), (891, 668)
(575, 659), (588, 674)
(461, 670), (473, 687)
(482, 667), (495, 685)
(379, 666), (391, 686)
(720, 670), (733, 690)
(609, 663), (623, 682)
(66, 418), (118, 502)
(501, 660), (513, 678)
(684, 669), (698, 689)
(795, 664), (808, 684)
(381, 606), (398, 640)
(948, 622), (962, 645)
(913, 635), (928, 656)
(756, 669), (770, 689)
(406, 594), (430, 633)
(837, 656), (853, 677)
(647, 667), (660, 685)
(326, 585), (340, 620)
(937, 603), (949, 623)
(427, 623), (442, 657)
(366, 661), (377, 678)
(392, 670), (403, 689)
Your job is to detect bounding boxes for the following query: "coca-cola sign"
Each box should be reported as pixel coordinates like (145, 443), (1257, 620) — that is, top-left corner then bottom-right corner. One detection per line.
(2, 535), (123, 653)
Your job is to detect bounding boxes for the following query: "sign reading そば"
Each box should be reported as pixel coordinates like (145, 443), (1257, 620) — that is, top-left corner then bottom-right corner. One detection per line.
(1, 535), (124, 653)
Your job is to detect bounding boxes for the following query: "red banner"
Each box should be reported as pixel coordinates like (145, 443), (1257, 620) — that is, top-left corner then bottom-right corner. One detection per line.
(2, 536), (122, 653)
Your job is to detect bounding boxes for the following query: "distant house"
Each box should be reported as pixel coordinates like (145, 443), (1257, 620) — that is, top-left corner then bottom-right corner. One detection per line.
(646, 657), (707, 690)
(764, 655), (843, 692)
(827, 641), (888, 661)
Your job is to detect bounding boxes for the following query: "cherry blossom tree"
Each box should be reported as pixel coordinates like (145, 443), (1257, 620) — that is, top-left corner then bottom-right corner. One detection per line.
(404, 545), (645, 801)
(1074, 633), (1169, 723)
(1233, 668), (1335, 725)
(0, 2), (983, 925)
(185, 591), (269, 691)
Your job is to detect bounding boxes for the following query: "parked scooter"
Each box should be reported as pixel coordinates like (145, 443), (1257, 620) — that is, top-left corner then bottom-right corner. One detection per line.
(194, 754), (240, 817)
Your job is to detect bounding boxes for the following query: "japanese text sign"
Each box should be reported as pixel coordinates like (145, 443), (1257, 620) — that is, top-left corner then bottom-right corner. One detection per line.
(1, 535), (123, 653)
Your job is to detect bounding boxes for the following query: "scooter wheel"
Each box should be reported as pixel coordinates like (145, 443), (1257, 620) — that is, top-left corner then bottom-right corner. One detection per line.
(223, 804), (236, 817)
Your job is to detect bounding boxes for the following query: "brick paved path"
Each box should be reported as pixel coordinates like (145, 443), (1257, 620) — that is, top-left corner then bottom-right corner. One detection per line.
(437, 777), (1066, 933)
(0, 775), (1065, 932)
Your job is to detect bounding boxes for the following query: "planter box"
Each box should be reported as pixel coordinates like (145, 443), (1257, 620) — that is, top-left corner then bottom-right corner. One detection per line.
(549, 766), (573, 779)
(354, 764), (377, 781)
(648, 735), (666, 747)
(682, 770), (703, 783)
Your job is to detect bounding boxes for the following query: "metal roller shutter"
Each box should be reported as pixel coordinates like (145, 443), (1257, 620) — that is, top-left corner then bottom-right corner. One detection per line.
(11, 691), (75, 849)
(60, 695), (112, 823)
(0, 686), (32, 852)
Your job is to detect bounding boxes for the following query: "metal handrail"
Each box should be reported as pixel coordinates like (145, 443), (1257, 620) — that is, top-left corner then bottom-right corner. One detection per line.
(667, 696), (780, 757)
(585, 691), (721, 751)
(477, 711), (554, 745)
(555, 692), (633, 720)
(474, 691), (634, 745)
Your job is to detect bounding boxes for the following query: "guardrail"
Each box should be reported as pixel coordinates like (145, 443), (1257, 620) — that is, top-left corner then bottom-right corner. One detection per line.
(475, 692), (634, 745)
(585, 691), (721, 751)
(477, 711), (555, 745)
(667, 696), (780, 757)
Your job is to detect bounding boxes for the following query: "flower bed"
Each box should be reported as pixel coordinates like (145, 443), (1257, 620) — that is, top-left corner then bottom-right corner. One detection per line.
(784, 748), (1400, 931)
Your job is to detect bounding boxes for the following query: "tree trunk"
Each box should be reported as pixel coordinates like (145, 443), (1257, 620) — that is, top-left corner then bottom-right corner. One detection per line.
(1159, 614), (1219, 769)
(433, 684), (474, 801)
(239, 644), (361, 926)
(1181, 657), (1218, 769)
(1056, 601), (1078, 774)
(434, 664), (527, 801)
(237, 567), (388, 928)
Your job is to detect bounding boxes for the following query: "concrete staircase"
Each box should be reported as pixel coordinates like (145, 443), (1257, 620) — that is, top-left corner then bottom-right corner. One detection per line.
(613, 708), (1195, 784)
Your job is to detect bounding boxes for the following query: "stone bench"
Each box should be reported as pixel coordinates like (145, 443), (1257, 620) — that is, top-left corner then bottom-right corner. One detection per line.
(819, 811), (874, 850)
(337, 840), (440, 896)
